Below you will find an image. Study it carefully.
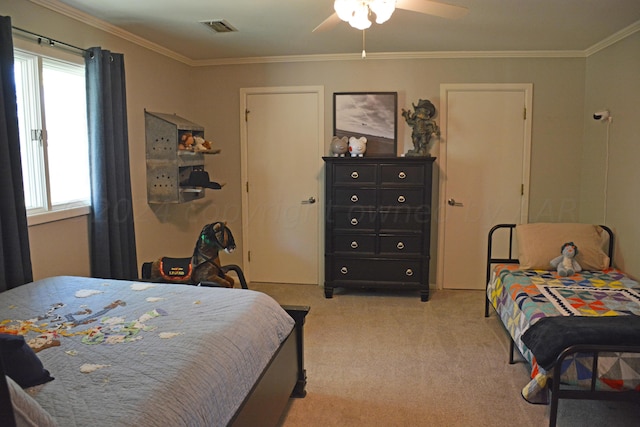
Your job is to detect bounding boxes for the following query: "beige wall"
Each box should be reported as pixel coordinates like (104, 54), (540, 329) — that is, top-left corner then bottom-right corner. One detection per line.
(580, 31), (640, 278)
(4, 1), (636, 282)
(188, 57), (587, 229)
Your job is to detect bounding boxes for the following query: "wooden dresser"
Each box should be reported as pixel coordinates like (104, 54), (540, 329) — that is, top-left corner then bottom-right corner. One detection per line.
(323, 156), (436, 301)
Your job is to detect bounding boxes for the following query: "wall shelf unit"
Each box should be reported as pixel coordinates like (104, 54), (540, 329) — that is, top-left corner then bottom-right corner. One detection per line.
(145, 110), (220, 204)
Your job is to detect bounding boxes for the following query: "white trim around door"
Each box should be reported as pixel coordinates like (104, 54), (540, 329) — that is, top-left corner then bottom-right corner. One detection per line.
(239, 86), (325, 284)
(436, 83), (532, 290)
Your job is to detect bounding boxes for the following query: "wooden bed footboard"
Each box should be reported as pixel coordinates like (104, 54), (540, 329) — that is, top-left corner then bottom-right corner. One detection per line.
(229, 305), (309, 427)
(283, 305), (309, 398)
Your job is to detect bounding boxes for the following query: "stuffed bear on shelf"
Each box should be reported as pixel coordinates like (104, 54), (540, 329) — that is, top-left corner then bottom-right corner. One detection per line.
(179, 133), (195, 150)
(178, 133), (215, 152)
(193, 135), (212, 152)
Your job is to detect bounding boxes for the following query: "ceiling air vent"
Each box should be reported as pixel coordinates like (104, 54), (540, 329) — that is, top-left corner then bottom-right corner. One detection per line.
(200, 20), (237, 33)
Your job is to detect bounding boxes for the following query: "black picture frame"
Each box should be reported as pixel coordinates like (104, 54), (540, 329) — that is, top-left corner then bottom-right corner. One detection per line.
(333, 92), (398, 157)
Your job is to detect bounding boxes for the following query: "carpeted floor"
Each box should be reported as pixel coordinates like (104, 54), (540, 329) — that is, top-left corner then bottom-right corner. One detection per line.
(250, 283), (640, 427)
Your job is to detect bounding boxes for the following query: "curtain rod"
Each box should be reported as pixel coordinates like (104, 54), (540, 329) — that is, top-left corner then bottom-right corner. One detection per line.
(11, 26), (88, 56)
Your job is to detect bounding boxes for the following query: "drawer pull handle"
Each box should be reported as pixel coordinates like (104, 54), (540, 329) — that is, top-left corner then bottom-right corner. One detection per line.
(350, 218), (359, 226)
(397, 195), (406, 203)
(398, 171), (406, 179)
(405, 268), (414, 277)
(351, 241), (359, 249)
(340, 267), (348, 274)
(350, 194), (359, 203)
(351, 171), (359, 179)
(397, 242), (405, 250)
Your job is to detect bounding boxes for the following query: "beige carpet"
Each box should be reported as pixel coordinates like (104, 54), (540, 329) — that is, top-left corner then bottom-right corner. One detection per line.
(250, 283), (640, 427)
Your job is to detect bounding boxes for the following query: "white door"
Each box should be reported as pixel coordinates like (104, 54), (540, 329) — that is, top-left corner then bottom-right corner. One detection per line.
(437, 84), (532, 290)
(240, 87), (324, 285)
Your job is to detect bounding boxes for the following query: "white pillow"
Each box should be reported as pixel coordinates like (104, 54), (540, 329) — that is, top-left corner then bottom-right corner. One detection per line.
(6, 376), (57, 427)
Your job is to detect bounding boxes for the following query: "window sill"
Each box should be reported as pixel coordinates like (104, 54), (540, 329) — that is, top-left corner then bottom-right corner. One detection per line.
(27, 206), (91, 226)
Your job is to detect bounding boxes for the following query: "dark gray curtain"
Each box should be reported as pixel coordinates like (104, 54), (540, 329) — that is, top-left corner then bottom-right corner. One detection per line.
(0, 16), (33, 292)
(85, 47), (138, 280)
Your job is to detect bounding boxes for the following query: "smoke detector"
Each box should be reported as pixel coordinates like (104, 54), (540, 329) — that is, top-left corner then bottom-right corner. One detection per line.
(200, 20), (237, 33)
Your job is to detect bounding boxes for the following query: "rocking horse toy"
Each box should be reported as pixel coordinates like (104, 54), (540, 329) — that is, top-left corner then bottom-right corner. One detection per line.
(141, 221), (247, 289)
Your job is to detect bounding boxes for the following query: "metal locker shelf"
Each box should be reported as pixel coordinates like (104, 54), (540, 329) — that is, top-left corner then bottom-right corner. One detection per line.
(145, 110), (220, 204)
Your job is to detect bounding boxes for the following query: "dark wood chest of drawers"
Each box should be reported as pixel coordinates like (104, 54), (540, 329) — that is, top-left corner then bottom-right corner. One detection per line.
(323, 156), (435, 301)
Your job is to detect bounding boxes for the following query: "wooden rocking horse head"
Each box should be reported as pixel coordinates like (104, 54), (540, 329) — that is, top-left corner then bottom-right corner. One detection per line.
(195, 221), (236, 256)
(150, 221), (237, 288)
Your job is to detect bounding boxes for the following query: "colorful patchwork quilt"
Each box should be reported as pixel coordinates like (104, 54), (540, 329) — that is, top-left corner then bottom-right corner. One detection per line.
(487, 265), (640, 403)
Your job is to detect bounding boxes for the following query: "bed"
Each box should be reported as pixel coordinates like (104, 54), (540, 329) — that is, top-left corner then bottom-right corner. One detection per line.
(484, 223), (640, 427)
(0, 275), (308, 427)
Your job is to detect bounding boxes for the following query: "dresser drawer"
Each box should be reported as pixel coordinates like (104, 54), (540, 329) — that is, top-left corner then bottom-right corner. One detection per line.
(379, 234), (423, 255)
(331, 210), (376, 231)
(334, 188), (376, 206)
(331, 258), (422, 282)
(379, 188), (424, 207)
(333, 234), (376, 254)
(378, 210), (425, 232)
(380, 164), (424, 184)
(334, 164), (376, 184)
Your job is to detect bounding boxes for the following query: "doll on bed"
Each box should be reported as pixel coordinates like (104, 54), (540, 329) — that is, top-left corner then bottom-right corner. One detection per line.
(550, 242), (582, 276)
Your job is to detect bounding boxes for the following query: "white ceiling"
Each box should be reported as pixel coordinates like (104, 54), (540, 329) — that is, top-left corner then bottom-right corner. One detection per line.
(34, 0), (640, 64)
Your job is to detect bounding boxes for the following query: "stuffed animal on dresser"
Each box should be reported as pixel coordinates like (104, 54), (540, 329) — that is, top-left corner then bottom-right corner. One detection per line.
(550, 242), (582, 276)
(330, 136), (348, 157)
(348, 136), (367, 157)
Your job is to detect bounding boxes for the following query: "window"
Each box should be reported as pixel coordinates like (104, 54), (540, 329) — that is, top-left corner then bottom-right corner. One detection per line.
(13, 48), (90, 225)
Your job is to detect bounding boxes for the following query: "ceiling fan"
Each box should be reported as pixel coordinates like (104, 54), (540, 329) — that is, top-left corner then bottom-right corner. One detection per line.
(313, 0), (468, 32)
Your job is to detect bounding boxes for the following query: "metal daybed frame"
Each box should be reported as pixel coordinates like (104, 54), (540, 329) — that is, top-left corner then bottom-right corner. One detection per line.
(484, 223), (640, 427)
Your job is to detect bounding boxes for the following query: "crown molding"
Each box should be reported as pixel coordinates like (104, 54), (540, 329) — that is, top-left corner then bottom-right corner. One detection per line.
(584, 19), (640, 57)
(190, 49), (587, 67)
(28, 0), (637, 67)
(29, 0), (195, 65)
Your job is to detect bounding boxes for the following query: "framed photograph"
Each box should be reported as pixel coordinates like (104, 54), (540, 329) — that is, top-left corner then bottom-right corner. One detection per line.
(333, 92), (397, 157)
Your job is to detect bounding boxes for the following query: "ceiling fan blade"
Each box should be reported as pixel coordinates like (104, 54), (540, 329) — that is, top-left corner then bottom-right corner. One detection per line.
(313, 13), (342, 32)
(396, 0), (469, 20)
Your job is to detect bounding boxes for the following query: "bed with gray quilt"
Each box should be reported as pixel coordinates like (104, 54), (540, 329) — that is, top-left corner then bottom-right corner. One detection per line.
(0, 276), (308, 427)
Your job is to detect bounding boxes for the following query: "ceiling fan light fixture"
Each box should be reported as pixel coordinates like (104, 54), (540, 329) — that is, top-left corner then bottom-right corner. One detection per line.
(350, 3), (373, 30)
(334, 0), (355, 22)
(370, 0), (396, 24)
(334, 0), (396, 29)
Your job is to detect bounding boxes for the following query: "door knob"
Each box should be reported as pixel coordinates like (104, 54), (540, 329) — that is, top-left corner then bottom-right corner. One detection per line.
(301, 197), (316, 204)
(447, 198), (463, 207)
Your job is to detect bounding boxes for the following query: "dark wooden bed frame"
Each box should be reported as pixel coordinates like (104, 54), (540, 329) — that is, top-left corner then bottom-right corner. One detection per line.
(484, 224), (640, 427)
(0, 302), (308, 427)
(139, 261), (307, 425)
(230, 305), (308, 427)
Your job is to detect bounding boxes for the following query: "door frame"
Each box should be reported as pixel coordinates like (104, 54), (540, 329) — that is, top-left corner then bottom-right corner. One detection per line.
(436, 83), (533, 290)
(239, 86), (325, 284)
